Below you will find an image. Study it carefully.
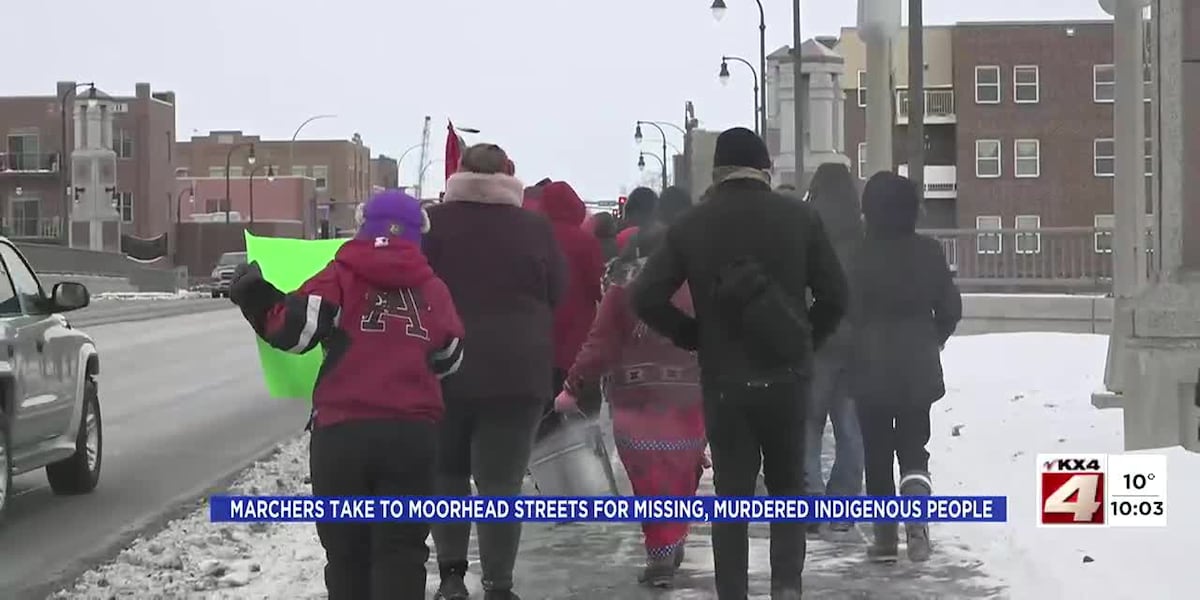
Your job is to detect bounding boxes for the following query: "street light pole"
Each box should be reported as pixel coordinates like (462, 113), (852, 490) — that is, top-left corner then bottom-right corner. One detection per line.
(634, 121), (670, 191)
(793, 0), (805, 189)
(719, 56), (761, 133)
(288, 114), (337, 169)
(247, 164), (275, 229)
(638, 152), (668, 190)
(224, 143), (256, 224)
(394, 142), (424, 186)
(711, 0), (768, 137)
(175, 184), (194, 224)
(59, 82), (96, 246)
(908, 0), (926, 194)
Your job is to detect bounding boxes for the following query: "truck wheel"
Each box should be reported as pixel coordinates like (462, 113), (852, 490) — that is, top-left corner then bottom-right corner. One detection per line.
(0, 410), (11, 524)
(46, 377), (102, 495)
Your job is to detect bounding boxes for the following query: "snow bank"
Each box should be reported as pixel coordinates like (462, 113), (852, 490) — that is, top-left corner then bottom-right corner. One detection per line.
(51, 437), (319, 599)
(933, 332), (1198, 600)
(92, 290), (206, 301)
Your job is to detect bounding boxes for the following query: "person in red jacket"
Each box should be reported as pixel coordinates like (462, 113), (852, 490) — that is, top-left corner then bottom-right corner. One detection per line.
(536, 180), (605, 437)
(554, 225), (706, 589)
(228, 189), (464, 600)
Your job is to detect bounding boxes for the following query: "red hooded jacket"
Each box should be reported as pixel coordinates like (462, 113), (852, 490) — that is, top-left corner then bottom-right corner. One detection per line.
(245, 238), (465, 427)
(538, 181), (605, 370)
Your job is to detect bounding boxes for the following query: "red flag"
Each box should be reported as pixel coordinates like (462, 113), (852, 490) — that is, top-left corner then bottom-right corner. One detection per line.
(445, 120), (464, 181)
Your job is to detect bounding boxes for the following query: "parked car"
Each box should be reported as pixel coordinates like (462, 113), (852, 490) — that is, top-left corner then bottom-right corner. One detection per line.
(0, 238), (101, 523)
(209, 251), (248, 298)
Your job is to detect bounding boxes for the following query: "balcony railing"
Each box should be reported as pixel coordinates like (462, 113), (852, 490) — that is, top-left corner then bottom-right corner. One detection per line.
(0, 151), (60, 174)
(896, 88), (956, 124)
(4, 217), (63, 240)
(897, 164), (957, 199)
(917, 226), (1154, 294)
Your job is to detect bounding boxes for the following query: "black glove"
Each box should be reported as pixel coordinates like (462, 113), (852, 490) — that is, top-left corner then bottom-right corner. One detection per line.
(228, 261), (263, 307)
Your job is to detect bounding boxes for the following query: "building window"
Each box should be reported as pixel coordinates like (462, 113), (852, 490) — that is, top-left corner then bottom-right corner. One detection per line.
(857, 142), (867, 179)
(974, 66), (1001, 104)
(228, 166), (244, 178)
(312, 165), (329, 190)
(115, 191), (134, 223)
(1094, 138), (1115, 177)
(856, 70), (867, 107)
(1014, 139), (1041, 178)
(5, 133), (40, 171)
(114, 130), (134, 158)
(1013, 66), (1040, 103)
(1094, 214), (1114, 253)
(1094, 64), (1115, 103)
(10, 194), (41, 237)
(209, 166), (225, 178)
(976, 216), (1002, 254)
(1145, 138), (1153, 176)
(975, 139), (1001, 178)
(1014, 215), (1042, 254)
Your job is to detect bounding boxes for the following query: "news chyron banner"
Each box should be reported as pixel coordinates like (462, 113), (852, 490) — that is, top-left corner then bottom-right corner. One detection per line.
(208, 495), (1009, 524)
(1036, 453), (1168, 527)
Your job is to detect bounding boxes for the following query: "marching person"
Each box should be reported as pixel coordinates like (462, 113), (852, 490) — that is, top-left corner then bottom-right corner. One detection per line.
(536, 180), (605, 438)
(802, 162), (866, 538)
(583, 211), (620, 263)
(616, 186), (657, 252)
(555, 200), (703, 589)
(424, 143), (566, 600)
(228, 189), (465, 600)
(851, 171), (961, 563)
(631, 127), (847, 600)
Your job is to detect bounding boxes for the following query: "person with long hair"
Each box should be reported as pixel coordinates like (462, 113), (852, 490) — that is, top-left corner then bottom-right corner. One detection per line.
(424, 144), (566, 600)
(802, 162), (866, 538)
(851, 171), (961, 563)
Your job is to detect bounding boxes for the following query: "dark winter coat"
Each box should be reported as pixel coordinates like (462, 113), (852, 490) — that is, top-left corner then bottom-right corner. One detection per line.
(805, 162), (863, 358)
(424, 171), (568, 401)
(234, 238), (465, 427)
(537, 181), (605, 371)
(630, 172), (849, 386)
(850, 171), (962, 406)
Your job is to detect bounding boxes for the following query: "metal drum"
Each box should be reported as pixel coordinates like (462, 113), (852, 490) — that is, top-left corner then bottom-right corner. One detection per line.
(529, 411), (619, 497)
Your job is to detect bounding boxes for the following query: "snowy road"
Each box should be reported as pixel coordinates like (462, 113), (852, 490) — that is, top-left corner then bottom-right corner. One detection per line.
(0, 309), (311, 599)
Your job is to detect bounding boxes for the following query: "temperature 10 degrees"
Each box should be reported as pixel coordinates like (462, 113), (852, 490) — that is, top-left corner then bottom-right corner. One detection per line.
(1123, 473), (1155, 489)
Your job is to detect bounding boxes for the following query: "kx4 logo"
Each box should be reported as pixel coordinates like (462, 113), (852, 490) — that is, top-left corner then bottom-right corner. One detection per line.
(1038, 455), (1106, 526)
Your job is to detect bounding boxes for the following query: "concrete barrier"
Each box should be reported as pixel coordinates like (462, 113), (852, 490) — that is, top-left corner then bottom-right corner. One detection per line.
(39, 274), (137, 295)
(957, 294), (1113, 335)
(15, 242), (187, 293)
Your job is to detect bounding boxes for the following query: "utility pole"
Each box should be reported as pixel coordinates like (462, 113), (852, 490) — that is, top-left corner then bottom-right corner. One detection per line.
(414, 116), (431, 200)
(908, 0), (925, 195)
(792, 0), (805, 189)
(859, 0), (901, 177)
(682, 101), (697, 193)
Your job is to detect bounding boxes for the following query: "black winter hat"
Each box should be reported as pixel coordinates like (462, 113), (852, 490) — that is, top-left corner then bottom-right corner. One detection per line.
(862, 171), (920, 236)
(713, 127), (772, 170)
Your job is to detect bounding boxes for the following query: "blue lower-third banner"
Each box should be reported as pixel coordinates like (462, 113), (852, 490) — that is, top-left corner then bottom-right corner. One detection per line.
(208, 496), (1007, 523)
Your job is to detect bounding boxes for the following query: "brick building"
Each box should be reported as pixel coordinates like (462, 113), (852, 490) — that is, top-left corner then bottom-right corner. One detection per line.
(176, 131), (372, 237)
(370, 155), (399, 192)
(835, 20), (1150, 242)
(0, 81), (177, 245)
(175, 175), (317, 230)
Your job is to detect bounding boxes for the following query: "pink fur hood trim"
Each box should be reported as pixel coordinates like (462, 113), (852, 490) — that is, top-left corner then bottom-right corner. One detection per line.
(442, 172), (525, 207)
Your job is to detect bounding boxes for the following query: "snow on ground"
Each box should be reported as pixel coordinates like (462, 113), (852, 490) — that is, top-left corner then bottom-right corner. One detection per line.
(92, 290), (207, 301)
(54, 332), (1198, 599)
(933, 333), (1197, 600)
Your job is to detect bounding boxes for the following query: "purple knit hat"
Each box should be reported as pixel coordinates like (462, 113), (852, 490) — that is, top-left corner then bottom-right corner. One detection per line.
(354, 189), (429, 244)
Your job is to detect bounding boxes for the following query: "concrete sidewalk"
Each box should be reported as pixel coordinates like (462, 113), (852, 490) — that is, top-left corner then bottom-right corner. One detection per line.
(432, 427), (1006, 599)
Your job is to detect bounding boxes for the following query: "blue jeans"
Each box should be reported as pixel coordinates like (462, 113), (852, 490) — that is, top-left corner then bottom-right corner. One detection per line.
(804, 349), (864, 497)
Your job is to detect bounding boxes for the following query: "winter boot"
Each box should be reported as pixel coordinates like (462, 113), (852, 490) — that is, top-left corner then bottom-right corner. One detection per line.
(900, 471), (933, 562)
(434, 561), (470, 600)
(638, 553), (679, 588)
(483, 591), (521, 600)
(867, 522), (900, 564)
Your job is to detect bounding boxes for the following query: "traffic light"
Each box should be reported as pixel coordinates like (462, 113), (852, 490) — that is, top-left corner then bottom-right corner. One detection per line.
(616, 196), (627, 218)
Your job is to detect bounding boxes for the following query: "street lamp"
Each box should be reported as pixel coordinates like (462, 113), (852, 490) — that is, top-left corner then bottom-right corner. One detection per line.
(638, 152), (667, 190)
(175, 184), (194, 223)
(247, 164), (275, 227)
(710, 0), (727, 21)
(711, 0), (768, 140)
(634, 121), (671, 191)
(719, 56), (762, 134)
(224, 142), (255, 223)
(288, 114), (338, 168)
(59, 81), (96, 246)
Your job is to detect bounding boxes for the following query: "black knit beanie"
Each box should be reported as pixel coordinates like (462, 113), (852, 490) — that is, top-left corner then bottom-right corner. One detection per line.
(713, 127), (772, 170)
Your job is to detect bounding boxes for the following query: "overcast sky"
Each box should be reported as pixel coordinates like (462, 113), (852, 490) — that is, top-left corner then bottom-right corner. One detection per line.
(8, 1), (1107, 199)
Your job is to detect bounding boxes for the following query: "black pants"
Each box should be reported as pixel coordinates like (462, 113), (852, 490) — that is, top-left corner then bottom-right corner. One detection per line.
(537, 368), (602, 441)
(432, 396), (543, 592)
(703, 380), (807, 598)
(855, 402), (932, 497)
(309, 418), (436, 600)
